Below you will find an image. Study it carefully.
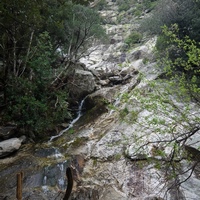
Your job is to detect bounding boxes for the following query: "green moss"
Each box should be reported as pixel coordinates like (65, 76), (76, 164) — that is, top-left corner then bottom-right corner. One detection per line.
(71, 137), (88, 148)
(92, 158), (98, 167)
(143, 57), (149, 64)
(114, 153), (122, 161)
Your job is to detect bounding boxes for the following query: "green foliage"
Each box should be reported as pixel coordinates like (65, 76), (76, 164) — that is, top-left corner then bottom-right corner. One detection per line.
(46, 2), (107, 60)
(118, 2), (130, 12)
(95, 0), (108, 11)
(0, 0), (106, 140)
(114, 153), (122, 160)
(157, 24), (200, 100)
(134, 0), (158, 16)
(72, 0), (93, 5)
(2, 33), (70, 138)
(114, 24), (200, 189)
(119, 107), (129, 119)
(154, 34), (169, 52)
(117, 0), (158, 15)
(125, 31), (142, 47)
(142, 57), (149, 64)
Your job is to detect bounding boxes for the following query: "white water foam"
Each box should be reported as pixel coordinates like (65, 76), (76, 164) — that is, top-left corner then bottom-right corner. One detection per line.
(49, 98), (86, 141)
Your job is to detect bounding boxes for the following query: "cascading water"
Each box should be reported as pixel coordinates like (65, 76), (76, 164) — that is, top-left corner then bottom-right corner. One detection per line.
(42, 166), (49, 193)
(57, 162), (65, 190)
(42, 148), (68, 192)
(49, 98), (86, 141)
(42, 98), (87, 193)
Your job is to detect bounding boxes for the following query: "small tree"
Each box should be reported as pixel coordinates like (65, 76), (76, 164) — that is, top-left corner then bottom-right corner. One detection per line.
(124, 31), (142, 47)
(46, 2), (107, 86)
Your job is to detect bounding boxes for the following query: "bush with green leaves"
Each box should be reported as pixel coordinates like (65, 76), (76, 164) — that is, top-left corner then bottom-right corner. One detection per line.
(118, 3), (130, 12)
(95, 0), (108, 11)
(124, 31), (142, 47)
(133, 0), (158, 16)
(157, 24), (200, 91)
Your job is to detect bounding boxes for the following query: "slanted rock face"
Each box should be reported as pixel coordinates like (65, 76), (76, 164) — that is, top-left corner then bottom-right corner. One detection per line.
(1, 1), (200, 200)
(0, 138), (22, 158)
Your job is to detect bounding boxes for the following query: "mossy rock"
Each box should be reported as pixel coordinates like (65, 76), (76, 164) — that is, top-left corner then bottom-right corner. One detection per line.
(80, 95), (109, 124)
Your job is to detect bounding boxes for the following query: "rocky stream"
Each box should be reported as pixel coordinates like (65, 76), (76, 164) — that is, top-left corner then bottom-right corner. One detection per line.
(1, 1), (200, 200)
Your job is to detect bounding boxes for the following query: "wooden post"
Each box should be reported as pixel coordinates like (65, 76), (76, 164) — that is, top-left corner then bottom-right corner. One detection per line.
(16, 172), (23, 200)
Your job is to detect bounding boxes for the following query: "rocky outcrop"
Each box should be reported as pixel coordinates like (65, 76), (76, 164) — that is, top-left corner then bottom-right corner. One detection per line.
(68, 69), (96, 101)
(65, 62), (96, 103)
(0, 138), (22, 158)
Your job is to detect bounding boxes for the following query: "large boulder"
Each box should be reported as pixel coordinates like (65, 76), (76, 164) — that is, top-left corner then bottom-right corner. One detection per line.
(0, 138), (22, 158)
(64, 61), (97, 104)
(68, 69), (96, 102)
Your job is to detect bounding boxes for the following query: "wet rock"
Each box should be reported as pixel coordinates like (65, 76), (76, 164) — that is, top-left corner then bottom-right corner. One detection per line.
(19, 135), (26, 144)
(85, 86), (119, 109)
(0, 138), (22, 158)
(110, 38), (116, 44)
(184, 145), (200, 161)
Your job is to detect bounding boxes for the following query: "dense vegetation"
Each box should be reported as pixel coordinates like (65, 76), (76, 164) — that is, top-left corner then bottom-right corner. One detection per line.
(0, 0), (106, 139)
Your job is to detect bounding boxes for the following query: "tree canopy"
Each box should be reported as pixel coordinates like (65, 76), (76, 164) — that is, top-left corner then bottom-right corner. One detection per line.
(0, 0), (106, 139)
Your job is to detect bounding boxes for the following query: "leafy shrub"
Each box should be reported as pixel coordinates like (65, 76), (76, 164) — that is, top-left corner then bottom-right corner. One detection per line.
(155, 34), (169, 52)
(118, 3), (130, 12)
(95, 0), (108, 11)
(125, 31), (142, 47)
(157, 24), (200, 92)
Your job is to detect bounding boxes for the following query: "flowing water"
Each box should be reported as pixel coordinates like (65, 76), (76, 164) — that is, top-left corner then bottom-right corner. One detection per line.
(40, 98), (86, 194)
(49, 98), (86, 142)
(42, 148), (68, 193)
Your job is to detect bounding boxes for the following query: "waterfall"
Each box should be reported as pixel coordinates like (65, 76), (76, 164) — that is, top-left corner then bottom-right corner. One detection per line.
(49, 98), (86, 141)
(57, 163), (65, 190)
(42, 166), (49, 193)
(42, 148), (67, 192)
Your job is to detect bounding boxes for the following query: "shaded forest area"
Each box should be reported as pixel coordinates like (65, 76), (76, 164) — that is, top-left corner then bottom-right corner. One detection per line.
(0, 0), (199, 142)
(0, 0), (105, 140)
